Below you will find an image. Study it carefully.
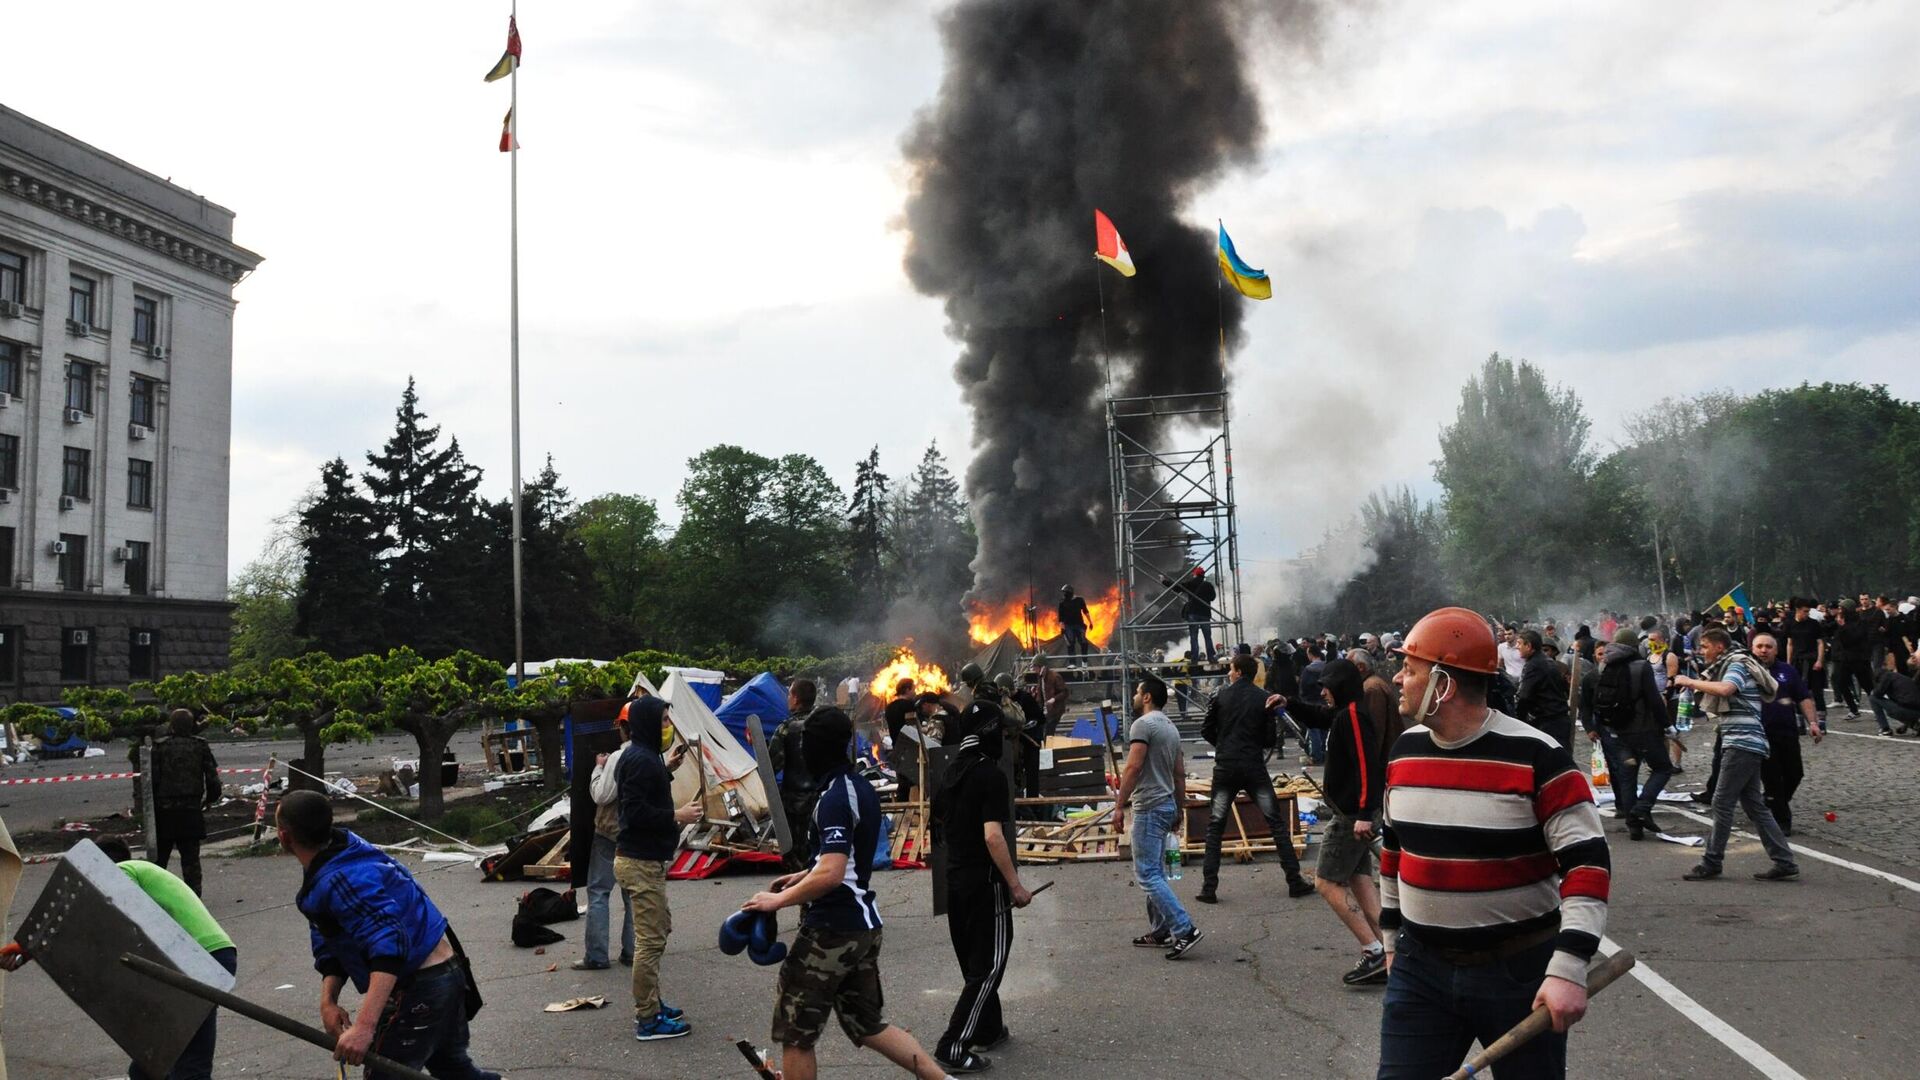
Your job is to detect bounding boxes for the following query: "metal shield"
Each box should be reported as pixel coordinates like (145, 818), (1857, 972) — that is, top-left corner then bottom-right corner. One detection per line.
(14, 840), (235, 1077)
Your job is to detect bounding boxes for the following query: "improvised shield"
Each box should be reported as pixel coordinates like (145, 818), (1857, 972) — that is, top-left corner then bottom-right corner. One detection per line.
(747, 716), (795, 855)
(14, 840), (235, 1077)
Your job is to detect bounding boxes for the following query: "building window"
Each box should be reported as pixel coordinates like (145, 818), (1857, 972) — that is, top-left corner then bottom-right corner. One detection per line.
(69, 273), (96, 326)
(66, 360), (93, 413)
(0, 626), (18, 686)
(129, 627), (158, 680)
(128, 458), (153, 509)
(0, 433), (18, 489)
(133, 295), (158, 346)
(125, 539), (150, 595)
(60, 627), (93, 682)
(0, 248), (25, 305)
(64, 447), (91, 500)
(0, 340), (19, 397)
(0, 526), (13, 583)
(58, 533), (86, 591)
(130, 375), (156, 428)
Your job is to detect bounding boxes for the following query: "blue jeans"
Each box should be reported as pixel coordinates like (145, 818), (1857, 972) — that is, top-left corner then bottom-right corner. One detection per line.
(584, 833), (634, 966)
(1130, 802), (1192, 937)
(1307, 726), (1327, 764)
(1701, 745), (1795, 873)
(130, 947), (236, 1080)
(1378, 933), (1566, 1079)
(369, 961), (499, 1080)
(1187, 618), (1215, 661)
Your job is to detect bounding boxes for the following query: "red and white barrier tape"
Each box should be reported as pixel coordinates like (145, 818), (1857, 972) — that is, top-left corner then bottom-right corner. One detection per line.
(0, 766), (266, 787)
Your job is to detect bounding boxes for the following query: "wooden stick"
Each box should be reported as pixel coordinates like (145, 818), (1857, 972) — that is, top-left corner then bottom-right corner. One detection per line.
(1444, 951), (1636, 1080)
(121, 954), (436, 1080)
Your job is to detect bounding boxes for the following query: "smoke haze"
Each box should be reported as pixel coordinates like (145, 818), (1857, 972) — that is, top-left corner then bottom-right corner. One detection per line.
(901, 1), (1328, 606)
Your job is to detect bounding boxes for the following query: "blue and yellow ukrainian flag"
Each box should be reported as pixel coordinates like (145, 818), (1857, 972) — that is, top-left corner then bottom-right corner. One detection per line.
(1715, 583), (1754, 624)
(1216, 222), (1272, 300)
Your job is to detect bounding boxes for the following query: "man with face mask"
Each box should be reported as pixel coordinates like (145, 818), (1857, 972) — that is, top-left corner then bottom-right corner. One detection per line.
(614, 696), (704, 1041)
(744, 710), (957, 1080)
(931, 701), (1036, 1072)
(1377, 607), (1609, 1079)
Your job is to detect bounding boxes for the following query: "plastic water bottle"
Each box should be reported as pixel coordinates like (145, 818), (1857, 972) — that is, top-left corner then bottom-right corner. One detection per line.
(1675, 690), (1697, 733)
(1166, 835), (1184, 880)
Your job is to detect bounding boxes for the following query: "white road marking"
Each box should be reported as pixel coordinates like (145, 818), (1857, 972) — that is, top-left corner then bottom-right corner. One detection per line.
(1660, 806), (1920, 894)
(1600, 936), (1808, 1080)
(1822, 728), (1920, 745)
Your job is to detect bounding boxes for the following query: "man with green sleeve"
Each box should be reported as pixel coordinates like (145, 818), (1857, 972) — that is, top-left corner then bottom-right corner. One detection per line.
(1, 837), (236, 1080)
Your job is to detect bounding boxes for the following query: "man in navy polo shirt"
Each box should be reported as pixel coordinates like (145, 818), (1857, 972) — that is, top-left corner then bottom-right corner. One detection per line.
(743, 709), (955, 1080)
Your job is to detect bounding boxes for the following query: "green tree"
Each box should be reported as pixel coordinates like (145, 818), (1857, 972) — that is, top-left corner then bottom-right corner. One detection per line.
(572, 493), (667, 643)
(846, 447), (892, 617)
(362, 379), (485, 653)
(294, 458), (385, 658)
(1320, 488), (1452, 632)
(231, 511), (307, 676)
(1434, 354), (1595, 615)
(487, 456), (603, 664)
(892, 440), (974, 610)
(370, 649), (505, 818)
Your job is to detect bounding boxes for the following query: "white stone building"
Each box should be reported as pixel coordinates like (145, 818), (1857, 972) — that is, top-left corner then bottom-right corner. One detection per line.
(0, 105), (260, 702)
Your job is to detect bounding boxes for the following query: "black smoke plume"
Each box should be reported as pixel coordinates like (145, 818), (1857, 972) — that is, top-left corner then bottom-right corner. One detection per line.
(903, 1), (1319, 608)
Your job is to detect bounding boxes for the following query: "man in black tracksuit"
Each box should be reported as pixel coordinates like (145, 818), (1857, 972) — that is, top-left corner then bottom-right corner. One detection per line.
(1199, 655), (1313, 904)
(932, 702), (1035, 1073)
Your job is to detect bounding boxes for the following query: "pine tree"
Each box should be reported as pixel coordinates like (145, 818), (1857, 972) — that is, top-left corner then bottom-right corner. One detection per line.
(361, 379), (485, 653)
(294, 458), (385, 656)
(894, 441), (974, 607)
(847, 447), (892, 612)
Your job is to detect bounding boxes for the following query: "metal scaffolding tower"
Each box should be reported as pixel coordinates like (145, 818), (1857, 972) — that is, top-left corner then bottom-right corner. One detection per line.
(1107, 390), (1244, 730)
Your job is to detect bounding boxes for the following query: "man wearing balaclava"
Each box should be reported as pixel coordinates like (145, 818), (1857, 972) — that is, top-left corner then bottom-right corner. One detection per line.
(148, 708), (222, 895)
(930, 701), (1034, 1073)
(744, 709), (957, 1080)
(614, 696), (703, 1041)
(1283, 658), (1389, 987)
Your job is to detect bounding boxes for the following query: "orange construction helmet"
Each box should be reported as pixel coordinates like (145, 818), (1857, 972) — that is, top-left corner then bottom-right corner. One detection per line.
(1395, 606), (1500, 675)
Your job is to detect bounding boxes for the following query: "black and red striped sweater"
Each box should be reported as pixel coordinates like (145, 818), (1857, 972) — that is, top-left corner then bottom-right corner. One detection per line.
(1380, 709), (1611, 988)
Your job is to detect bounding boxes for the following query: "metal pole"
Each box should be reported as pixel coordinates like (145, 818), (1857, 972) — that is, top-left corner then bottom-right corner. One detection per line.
(1651, 521), (1669, 614)
(1095, 262), (1112, 396)
(508, 0), (525, 688)
(120, 954), (436, 1080)
(138, 737), (158, 857)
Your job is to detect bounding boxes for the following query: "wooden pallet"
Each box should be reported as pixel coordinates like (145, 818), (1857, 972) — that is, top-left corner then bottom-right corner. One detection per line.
(523, 827), (572, 881)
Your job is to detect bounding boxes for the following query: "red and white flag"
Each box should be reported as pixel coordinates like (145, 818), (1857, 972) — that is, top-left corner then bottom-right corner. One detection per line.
(1094, 209), (1136, 277)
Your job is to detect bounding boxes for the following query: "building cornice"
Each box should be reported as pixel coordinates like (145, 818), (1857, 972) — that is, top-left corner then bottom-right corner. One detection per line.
(1, 162), (262, 285)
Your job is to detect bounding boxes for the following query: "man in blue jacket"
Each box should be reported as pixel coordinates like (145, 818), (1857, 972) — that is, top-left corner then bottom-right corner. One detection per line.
(615, 695), (704, 1041)
(277, 789), (498, 1079)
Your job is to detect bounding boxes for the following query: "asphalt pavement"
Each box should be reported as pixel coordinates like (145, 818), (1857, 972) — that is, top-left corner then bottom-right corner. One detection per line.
(3, 723), (1919, 1077)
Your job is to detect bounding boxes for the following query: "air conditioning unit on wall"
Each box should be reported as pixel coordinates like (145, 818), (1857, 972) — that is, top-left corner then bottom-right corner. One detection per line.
(129, 423), (149, 440)
(69, 629), (90, 646)
(0, 300), (24, 318)
(66, 318), (90, 336)
(64, 407), (85, 424)
(134, 632), (153, 646)
(149, 345), (167, 360)
(47, 539), (68, 555)
(58, 495), (76, 511)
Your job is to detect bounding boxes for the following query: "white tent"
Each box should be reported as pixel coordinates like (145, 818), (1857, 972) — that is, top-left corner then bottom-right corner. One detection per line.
(659, 671), (768, 816)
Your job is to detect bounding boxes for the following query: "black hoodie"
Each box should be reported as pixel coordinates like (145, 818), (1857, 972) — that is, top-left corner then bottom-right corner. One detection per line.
(1291, 659), (1383, 819)
(614, 696), (678, 860)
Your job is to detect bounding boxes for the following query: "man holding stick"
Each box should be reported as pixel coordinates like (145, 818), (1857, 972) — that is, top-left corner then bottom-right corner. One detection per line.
(1378, 607), (1610, 1079)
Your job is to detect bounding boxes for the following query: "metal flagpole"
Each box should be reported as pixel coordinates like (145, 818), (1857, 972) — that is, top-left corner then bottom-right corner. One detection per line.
(1095, 259), (1113, 396)
(508, 1), (525, 687)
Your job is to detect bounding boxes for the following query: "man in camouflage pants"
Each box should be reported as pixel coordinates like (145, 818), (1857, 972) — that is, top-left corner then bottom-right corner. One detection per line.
(742, 709), (956, 1080)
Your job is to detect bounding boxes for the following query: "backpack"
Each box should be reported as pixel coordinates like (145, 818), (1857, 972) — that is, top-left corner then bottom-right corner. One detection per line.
(1592, 660), (1637, 729)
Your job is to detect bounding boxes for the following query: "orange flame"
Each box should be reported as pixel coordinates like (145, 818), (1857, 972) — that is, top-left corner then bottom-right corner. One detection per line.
(867, 643), (954, 702)
(967, 586), (1122, 649)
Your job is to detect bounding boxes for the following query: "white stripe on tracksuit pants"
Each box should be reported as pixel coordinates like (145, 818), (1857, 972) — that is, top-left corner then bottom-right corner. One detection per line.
(940, 877), (1012, 1058)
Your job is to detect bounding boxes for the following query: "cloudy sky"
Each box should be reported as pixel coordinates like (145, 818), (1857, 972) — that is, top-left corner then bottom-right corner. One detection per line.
(6, 1), (1916, 603)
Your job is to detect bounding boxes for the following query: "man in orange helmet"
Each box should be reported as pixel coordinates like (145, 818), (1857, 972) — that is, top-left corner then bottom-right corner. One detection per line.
(1376, 607), (1611, 1079)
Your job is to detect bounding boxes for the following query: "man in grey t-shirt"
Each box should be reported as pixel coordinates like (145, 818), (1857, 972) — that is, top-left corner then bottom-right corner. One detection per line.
(1112, 677), (1201, 959)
